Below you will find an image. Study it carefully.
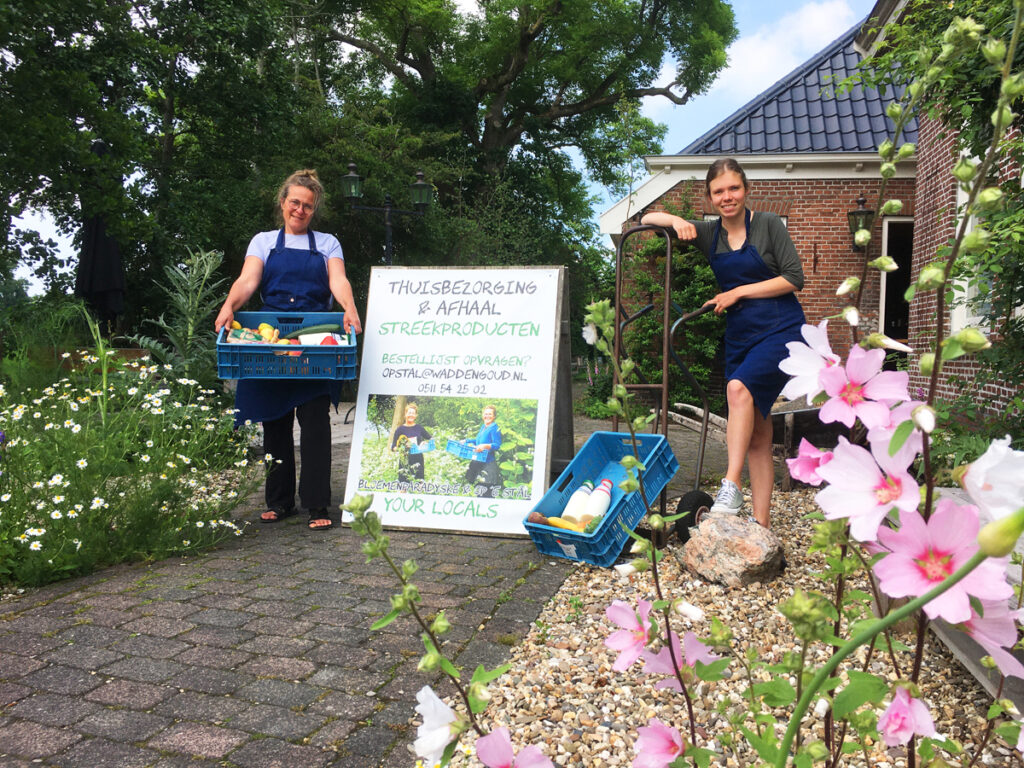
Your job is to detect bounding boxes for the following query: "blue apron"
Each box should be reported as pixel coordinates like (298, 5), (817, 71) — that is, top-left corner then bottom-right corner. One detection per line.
(708, 209), (805, 418)
(234, 229), (341, 426)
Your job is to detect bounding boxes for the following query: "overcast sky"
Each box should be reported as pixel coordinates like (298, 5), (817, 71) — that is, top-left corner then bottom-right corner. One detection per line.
(16, 0), (877, 291)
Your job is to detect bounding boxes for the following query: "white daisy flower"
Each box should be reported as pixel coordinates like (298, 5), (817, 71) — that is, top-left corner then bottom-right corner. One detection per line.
(76, 459), (88, 469)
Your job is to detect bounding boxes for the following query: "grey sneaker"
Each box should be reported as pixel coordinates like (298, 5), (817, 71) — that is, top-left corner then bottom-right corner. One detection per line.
(710, 479), (743, 515)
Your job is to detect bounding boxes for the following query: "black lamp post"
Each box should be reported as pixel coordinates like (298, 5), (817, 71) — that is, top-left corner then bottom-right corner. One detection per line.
(847, 196), (876, 252)
(341, 163), (431, 266)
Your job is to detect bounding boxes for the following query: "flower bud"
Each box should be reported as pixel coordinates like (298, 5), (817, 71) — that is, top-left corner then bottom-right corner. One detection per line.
(468, 681), (491, 703)
(390, 593), (409, 612)
(880, 199), (904, 215)
(836, 277), (861, 296)
(854, 228), (872, 247)
(620, 359), (635, 377)
(430, 611), (451, 635)
(886, 103), (903, 121)
(919, 352), (935, 376)
(673, 599), (705, 622)
(975, 187), (1004, 211)
(841, 306), (860, 327)
(605, 397), (623, 415)
(917, 262), (946, 290)
(993, 105), (1015, 132)
(648, 514), (666, 530)
(938, 42), (956, 62)
(897, 143), (916, 160)
(955, 326), (991, 352)
(864, 333), (912, 353)
(952, 157), (977, 183)
(1003, 73), (1024, 98)
(912, 404), (937, 434)
(961, 227), (992, 252)
(418, 650), (442, 671)
(908, 81), (923, 99)
(869, 255), (899, 272)
(613, 384), (627, 399)
(978, 507), (1024, 557)
(878, 139), (894, 161)
(982, 38), (1007, 67)
(880, 162), (897, 179)
(630, 538), (652, 555)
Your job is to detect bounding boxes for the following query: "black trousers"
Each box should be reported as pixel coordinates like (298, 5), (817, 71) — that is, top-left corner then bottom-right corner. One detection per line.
(465, 460), (501, 497)
(262, 394), (331, 511)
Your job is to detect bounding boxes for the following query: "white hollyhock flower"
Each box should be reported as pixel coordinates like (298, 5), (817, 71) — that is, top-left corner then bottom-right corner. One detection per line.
(413, 686), (457, 766)
(962, 436), (1024, 520)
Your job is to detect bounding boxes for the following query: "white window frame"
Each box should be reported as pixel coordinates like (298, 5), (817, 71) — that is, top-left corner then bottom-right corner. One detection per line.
(878, 216), (914, 340)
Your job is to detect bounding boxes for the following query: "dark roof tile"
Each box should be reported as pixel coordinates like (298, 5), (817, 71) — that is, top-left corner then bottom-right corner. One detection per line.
(680, 19), (917, 155)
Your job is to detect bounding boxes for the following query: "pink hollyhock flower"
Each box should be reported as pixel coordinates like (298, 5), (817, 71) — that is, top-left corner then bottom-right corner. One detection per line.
(779, 320), (840, 402)
(816, 437), (920, 542)
(877, 688), (937, 746)
(962, 436), (1024, 521)
(476, 727), (554, 768)
(786, 438), (833, 486)
(605, 599), (654, 672)
(962, 599), (1024, 680)
(873, 500), (1013, 623)
(633, 717), (685, 768)
(819, 345), (910, 430)
(866, 399), (926, 469)
(641, 631), (722, 691)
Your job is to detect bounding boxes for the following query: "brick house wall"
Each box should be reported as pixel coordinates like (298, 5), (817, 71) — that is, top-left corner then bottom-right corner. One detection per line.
(906, 115), (1017, 412)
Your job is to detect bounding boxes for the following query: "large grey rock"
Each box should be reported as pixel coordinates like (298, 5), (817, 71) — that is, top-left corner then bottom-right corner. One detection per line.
(680, 514), (784, 586)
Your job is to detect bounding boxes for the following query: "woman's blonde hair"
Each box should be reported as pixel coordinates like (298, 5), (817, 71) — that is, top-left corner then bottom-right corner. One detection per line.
(276, 169), (324, 224)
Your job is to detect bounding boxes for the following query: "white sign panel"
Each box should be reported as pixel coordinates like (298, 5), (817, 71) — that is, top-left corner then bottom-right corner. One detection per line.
(344, 266), (562, 535)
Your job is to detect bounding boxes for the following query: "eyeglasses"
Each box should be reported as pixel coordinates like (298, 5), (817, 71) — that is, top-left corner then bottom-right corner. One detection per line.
(285, 198), (315, 214)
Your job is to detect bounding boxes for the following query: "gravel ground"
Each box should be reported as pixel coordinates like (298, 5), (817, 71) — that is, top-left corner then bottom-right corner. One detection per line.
(438, 488), (1017, 768)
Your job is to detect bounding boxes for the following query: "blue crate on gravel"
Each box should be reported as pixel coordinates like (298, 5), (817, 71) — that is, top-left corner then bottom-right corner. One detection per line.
(409, 438), (435, 455)
(216, 311), (357, 380)
(522, 431), (678, 567)
(446, 439), (489, 463)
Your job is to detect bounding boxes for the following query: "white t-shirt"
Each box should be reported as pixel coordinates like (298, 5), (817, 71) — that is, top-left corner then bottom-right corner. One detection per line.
(246, 230), (344, 266)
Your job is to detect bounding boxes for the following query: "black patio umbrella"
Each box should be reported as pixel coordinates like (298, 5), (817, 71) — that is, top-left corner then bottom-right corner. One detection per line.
(74, 139), (125, 333)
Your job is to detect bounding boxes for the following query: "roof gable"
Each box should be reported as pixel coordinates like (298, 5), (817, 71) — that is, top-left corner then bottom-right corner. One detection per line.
(681, 19), (917, 155)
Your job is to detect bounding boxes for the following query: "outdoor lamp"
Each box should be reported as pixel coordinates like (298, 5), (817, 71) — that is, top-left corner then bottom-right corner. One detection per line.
(410, 170), (432, 212)
(847, 196), (875, 252)
(341, 163), (363, 202)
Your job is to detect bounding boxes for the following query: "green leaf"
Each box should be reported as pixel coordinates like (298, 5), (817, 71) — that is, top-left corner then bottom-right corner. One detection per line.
(752, 678), (796, 707)
(370, 608), (401, 631)
(470, 663), (511, 685)
(695, 657), (731, 681)
(740, 724), (780, 762)
(833, 670), (889, 720)
(440, 656), (461, 680)
(439, 738), (459, 767)
(888, 420), (914, 456)
(941, 337), (966, 361)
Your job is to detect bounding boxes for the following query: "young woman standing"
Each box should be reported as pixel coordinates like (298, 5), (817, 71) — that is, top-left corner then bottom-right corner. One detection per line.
(641, 158), (805, 528)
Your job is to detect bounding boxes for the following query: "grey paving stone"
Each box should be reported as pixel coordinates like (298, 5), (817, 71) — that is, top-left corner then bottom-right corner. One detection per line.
(77, 707), (172, 740)
(0, 719), (82, 758)
(191, 607), (256, 628)
(166, 666), (250, 695)
(7, 692), (102, 726)
(304, 642), (379, 669)
(230, 702), (328, 740)
(179, 625), (256, 647)
(78, 607), (135, 627)
(173, 645), (252, 669)
(338, 724), (399, 756)
(193, 593), (253, 611)
(99, 656), (184, 683)
(153, 690), (249, 722)
(143, 600), (202, 618)
(56, 623), (130, 647)
(40, 643), (123, 671)
(306, 716), (360, 747)
(111, 633), (190, 659)
(147, 722), (247, 759)
(241, 615), (315, 636)
(19, 664), (103, 695)
(306, 691), (378, 720)
(248, 599), (318, 618)
(225, 738), (333, 768)
(236, 654), (316, 680)
(84, 678), (173, 708)
(0, 682), (31, 706)
(0, 652), (46, 677)
(119, 615), (196, 637)
(0, 633), (61, 656)
(233, 678), (323, 708)
(51, 738), (163, 768)
(307, 665), (383, 694)
(236, 635), (316, 656)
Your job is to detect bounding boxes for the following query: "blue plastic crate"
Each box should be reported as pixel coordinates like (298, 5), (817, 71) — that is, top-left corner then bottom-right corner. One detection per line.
(216, 311), (357, 380)
(409, 438), (435, 455)
(446, 439), (489, 463)
(522, 432), (678, 567)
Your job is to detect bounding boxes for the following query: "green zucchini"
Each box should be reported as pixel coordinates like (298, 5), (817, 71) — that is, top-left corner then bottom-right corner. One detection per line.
(282, 323), (342, 340)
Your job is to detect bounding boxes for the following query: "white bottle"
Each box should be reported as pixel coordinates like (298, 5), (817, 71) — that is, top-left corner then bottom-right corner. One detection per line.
(560, 481), (594, 526)
(581, 478), (613, 524)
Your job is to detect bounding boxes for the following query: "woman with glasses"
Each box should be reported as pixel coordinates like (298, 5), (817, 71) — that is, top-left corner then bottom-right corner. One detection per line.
(215, 169), (361, 531)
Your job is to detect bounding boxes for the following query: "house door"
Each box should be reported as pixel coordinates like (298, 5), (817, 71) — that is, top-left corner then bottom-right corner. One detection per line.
(880, 219), (913, 370)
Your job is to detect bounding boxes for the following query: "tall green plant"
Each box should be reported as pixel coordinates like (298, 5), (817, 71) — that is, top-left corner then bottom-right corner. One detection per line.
(124, 247), (226, 387)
